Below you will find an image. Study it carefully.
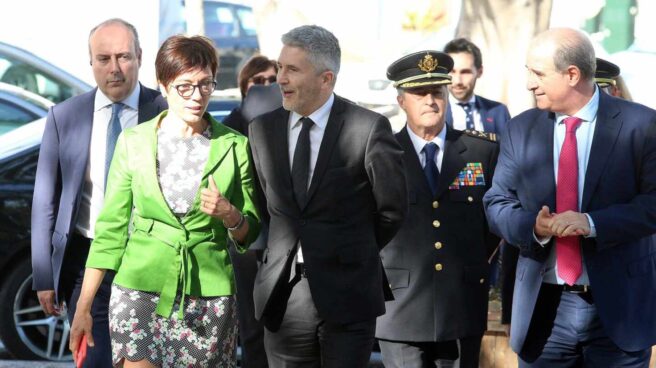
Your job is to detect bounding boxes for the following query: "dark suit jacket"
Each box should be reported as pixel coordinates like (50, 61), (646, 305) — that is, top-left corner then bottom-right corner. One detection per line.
(248, 95), (407, 328)
(483, 91), (656, 353)
(376, 126), (499, 342)
(31, 84), (167, 300)
(446, 95), (510, 136)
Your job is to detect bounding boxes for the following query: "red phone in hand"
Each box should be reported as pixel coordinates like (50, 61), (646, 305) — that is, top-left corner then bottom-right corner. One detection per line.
(76, 335), (88, 368)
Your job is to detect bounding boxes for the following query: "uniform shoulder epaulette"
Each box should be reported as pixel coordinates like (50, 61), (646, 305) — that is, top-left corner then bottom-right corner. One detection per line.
(463, 129), (497, 142)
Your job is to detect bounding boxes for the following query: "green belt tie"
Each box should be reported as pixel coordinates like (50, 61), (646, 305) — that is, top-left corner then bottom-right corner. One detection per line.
(133, 215), (213, 319)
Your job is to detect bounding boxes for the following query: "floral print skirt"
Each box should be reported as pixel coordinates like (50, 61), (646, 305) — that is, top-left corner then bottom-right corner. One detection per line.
(109, 284), (237, 367)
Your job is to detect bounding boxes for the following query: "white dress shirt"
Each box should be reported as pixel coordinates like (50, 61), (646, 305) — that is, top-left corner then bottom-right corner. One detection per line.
(541, 86), (600, 286)
(75, 85), (141, 238)
(406, 123), (447, 171)
(288, 93), (335, 262)
(449, 95), (483, 131)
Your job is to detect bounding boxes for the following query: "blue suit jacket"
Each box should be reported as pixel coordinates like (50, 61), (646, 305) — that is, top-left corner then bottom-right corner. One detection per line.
(31, 84), (167, 299)
(446, 95), (510, 136)
(483, 91), (656, 353)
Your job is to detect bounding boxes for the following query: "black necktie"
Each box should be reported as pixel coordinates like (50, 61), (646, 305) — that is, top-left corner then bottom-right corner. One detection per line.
(458, 102), (475, 130)
(291, 117), (314, 208)
(105, 103), (124, 191)
(423, 142), (440, 196)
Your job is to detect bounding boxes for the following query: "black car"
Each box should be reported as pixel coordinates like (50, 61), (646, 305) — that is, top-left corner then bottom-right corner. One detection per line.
(0, 97), (240, 361)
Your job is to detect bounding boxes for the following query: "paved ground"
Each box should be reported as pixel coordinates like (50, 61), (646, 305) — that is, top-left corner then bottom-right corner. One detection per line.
(0, 342), (383, 367)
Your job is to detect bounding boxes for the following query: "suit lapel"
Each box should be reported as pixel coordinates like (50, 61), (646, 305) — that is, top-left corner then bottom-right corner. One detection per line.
(396, 127), (433, 197)
(581, 93), (622, 211)
(475, 96), (495, 133)
(445, 104), (454, 129)
(533, 112), (557, 209)
(271, 108), (293, 191)
(137, 84), (160, 123)
(137, 115), (181, 224)
(435, 126), (466, 198)
(74, 90), (96, 174)
(306, 96), (346, 206)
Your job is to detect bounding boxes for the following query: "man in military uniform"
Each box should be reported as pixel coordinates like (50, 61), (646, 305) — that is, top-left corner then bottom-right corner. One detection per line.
(595, 57), (622, 96)
(375, 51), (500, 368)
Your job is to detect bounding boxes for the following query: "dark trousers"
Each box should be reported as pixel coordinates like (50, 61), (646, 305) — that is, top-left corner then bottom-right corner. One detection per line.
(519, 284), (651, 367)
(230, 246), (268, 368)
(59, 233), (114, 368)
(379, 339), (458, 368)
(379, 335), (481, 368)
(263, 275), (376, 368)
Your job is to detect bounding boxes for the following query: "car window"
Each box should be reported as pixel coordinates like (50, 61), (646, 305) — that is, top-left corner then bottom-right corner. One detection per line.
(0, 99), (38, 135)
(236, 7), (257, 37)
(205, 3), (239, 38)
(0, 54), (75, 104)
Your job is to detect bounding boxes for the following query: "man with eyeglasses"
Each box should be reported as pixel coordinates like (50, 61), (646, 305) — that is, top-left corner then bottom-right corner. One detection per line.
(31, 18), (166, 367)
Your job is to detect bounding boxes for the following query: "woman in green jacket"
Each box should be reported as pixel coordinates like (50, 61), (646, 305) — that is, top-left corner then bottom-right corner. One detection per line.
(69, 35), (260, 367)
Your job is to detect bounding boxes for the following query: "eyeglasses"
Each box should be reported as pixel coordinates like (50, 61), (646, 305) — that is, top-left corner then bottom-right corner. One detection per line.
(172, 81), (217, 97)
(250, 76), (277, 85)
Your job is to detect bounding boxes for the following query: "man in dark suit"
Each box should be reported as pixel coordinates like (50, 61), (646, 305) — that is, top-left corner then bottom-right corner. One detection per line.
(248, 25), (407, 367)
(31, 18), (166, 367)
(483, 28), (656, 367)
(443, 38), (510, 137)
(376, 51), (500, 368)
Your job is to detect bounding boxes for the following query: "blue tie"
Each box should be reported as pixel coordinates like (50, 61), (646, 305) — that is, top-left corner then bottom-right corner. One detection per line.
(105, 103), (124, 190)
(458, 102), (475, 130)
(423, 142), (440, 196)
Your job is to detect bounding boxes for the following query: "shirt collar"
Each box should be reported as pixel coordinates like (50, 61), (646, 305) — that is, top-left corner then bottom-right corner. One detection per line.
(290, 93), (335, 130)
(406, 122), (447, 157)
(94, 83), (141, 112)
(555, 85), (599, 124)
(449, 94), (476, 108)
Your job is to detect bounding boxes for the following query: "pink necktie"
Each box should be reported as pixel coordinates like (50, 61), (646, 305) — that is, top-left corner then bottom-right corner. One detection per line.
(556, 116), (583, 285)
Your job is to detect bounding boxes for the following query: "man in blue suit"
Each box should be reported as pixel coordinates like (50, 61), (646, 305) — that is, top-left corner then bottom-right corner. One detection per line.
(443, 38), (510, 137)
(483, 28), (656, 367)
(31, 18), (166, 367)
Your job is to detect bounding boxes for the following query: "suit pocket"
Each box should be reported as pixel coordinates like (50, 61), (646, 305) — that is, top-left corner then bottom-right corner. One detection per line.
(463, 264), (490, 285)
(385, 268), (410, 290)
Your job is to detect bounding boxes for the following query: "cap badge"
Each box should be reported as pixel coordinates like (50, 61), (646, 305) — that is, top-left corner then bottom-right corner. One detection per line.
(418, 54), (438, 73)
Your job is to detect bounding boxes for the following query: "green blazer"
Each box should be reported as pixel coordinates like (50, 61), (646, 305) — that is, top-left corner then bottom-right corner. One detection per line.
(86, 111), (260, 318)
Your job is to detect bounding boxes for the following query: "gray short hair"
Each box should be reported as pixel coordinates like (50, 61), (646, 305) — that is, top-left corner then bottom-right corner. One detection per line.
(552, 30), (596, 81)
(281, 25), (341, 76)
(88, 18), (141, 57)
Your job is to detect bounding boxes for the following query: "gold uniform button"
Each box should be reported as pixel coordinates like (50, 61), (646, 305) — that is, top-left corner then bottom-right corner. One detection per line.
(433, 220), (440, 228)
(467, 196), (474, 202)
(432, 201), (439, 208)
(435, 263), (443, 271)
(479, 278), (485, 284)
(435, 242), (442, 250)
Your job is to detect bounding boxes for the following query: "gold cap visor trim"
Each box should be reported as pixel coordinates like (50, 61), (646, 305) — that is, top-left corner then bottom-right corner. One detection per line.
(393, 72), (452, 88)
(595, 77), (616, 86)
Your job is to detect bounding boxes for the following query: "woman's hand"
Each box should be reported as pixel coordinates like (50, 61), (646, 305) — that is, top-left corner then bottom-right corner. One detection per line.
(69, 309), (94, 362)
(200, 176), (239, 224)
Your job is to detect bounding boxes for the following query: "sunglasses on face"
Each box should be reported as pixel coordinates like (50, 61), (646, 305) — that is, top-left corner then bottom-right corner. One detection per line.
(250, 76), (277, 85)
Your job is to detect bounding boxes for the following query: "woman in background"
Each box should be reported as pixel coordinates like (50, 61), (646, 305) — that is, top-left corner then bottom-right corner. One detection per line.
(222, 55), (277, 133)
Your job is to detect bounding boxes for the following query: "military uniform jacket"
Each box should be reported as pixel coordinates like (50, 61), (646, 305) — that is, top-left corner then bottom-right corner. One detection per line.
(376, 125), (499, 342)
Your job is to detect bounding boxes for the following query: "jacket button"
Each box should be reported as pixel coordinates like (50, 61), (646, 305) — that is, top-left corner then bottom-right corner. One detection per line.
(433, 220), (440, 228)
(479, 278), (485, 284)
(435, 242), (442, 250)
(467, 196), (474, 202)
(432, 201), (439, 209)
(435, 263), (443, 271)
